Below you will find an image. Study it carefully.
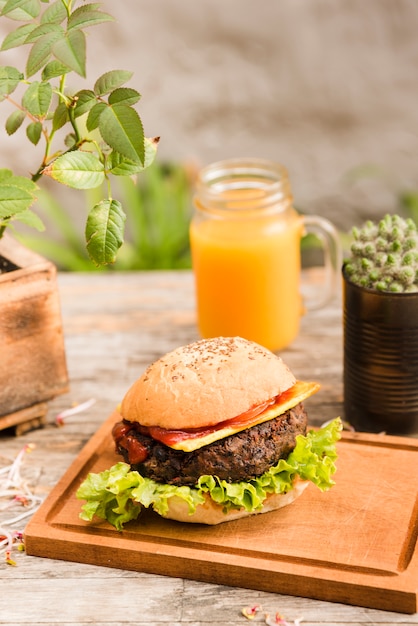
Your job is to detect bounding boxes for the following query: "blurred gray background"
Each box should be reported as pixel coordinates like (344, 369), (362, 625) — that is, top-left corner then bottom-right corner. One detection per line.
(1, 0), (418, 231)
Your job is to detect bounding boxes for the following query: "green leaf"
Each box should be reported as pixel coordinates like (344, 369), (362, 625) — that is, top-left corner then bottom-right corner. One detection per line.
(0, 169), (13, 183)
(0, 66), (23, 100)
(52, 101), (68, 131)
(0, 184), (37, 217)
(107, 153), (142, 177)
(64, 133), (76, 148)
(24, 22), (63, 43)
(26, 31), (63, 77)
(41, 59), (70, 80)
(21, 81), (52, 117)
(44, 151), (105, 189)
(1, 0), (41, 20)
(12, 207), (44, 230)
(99, 104), (144, 164)
(86, 101), (106, 131)
(108, 87), (141, 106)
(2, 174), (37, 192)
(26, 120), (42, 144)
(73, 89), (96, 118)
(5, 109), (25, 134)
(109, 137), (158, 176)
(40, 0), (67, 24)
(52, 28), (86, 77)
(0, 175), (38, 229)
(142, 136), (159, 168)
(68, 5), (114, 30)
(85, 198), (126, 265)
(0, 23), (36, 50)
(94, 70), (133, 96)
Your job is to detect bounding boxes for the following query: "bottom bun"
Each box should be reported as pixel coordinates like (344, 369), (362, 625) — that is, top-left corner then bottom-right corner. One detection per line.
(159, 480), (309, 525)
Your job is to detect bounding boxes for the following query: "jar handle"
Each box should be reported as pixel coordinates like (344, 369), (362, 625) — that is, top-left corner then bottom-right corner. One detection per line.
(301, 215), (342, 310)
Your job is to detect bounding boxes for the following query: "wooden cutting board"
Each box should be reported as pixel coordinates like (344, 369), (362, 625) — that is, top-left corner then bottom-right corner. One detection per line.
(24, 411), (418, 614)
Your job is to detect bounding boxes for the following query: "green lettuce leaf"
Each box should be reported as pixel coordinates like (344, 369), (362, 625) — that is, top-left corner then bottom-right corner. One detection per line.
(76, 417), (342, 530)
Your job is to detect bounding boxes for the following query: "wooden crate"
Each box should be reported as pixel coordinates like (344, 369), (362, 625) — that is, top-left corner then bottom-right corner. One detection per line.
(0, 234), (69, 434)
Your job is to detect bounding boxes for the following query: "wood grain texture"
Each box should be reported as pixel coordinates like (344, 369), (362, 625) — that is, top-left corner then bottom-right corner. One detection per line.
(0, 235), (69, 426)
(1, 270), (417, 625)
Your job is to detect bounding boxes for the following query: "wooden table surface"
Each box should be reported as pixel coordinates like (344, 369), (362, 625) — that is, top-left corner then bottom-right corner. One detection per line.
(1, 270), (417, 626)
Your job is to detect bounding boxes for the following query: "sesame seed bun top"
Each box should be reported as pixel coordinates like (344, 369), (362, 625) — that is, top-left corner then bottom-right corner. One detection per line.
(120, 336), (296, 430)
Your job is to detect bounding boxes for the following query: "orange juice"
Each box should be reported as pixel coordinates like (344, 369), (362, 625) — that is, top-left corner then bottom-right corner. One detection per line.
(190, 202), (304, 352)
(190, 159), (340, 352)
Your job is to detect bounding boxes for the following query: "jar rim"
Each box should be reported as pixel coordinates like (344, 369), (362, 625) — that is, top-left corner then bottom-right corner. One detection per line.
(195, 158), (292, 214)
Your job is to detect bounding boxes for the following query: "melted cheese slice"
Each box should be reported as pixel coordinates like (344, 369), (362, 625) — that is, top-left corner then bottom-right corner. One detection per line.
(171, 380), (320, 452)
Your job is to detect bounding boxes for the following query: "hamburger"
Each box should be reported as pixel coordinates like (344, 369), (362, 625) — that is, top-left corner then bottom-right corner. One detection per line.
(77, 337), (342, 528)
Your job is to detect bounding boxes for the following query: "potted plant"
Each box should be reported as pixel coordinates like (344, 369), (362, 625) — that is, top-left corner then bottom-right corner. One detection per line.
(0, 0), (157, 433)
(342, 213), (418, 435)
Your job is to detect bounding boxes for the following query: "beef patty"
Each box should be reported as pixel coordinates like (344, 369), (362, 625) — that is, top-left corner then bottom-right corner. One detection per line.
(113, 403), (308, 487)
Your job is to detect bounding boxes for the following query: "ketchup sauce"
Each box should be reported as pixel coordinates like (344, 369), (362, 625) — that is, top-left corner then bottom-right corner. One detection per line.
(112, 420), (148, 464)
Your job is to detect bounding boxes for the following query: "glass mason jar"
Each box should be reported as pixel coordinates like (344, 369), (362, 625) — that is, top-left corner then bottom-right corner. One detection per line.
(190, 158), (340, 352)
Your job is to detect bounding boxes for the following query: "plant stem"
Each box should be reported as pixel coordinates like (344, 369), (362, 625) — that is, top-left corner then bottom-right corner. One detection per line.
(67, 104), (81, 144)
(44, 75), (68, 165)
(61, 0), (72, 17)
(0, 219), (9, 238)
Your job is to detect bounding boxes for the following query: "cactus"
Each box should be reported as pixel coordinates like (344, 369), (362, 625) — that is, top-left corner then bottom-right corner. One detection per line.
(343, 214), (418, 293)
